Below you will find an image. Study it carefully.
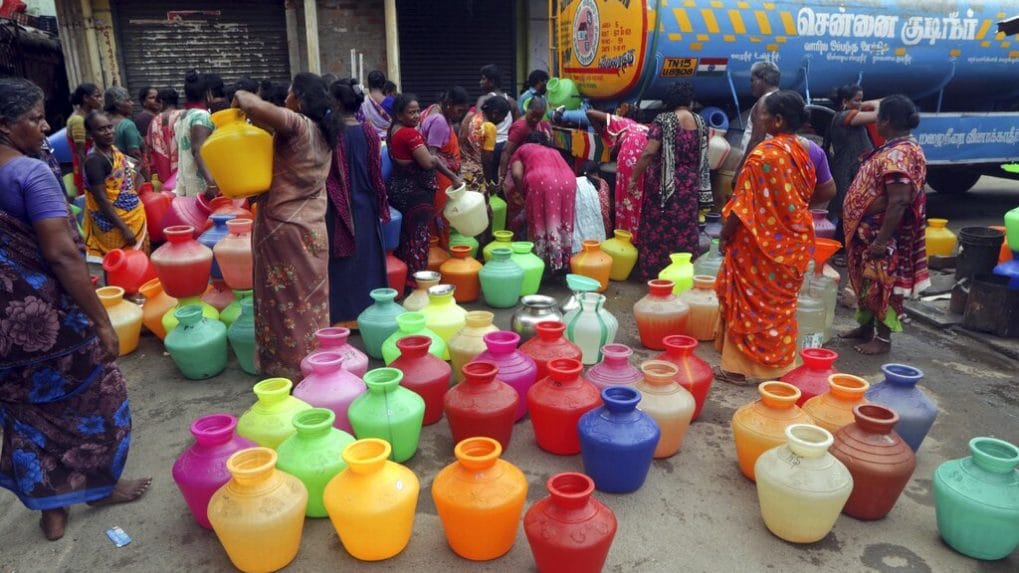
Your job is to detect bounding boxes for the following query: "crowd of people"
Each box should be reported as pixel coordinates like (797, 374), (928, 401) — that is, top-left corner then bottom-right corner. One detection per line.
(0, 60), (931, 539)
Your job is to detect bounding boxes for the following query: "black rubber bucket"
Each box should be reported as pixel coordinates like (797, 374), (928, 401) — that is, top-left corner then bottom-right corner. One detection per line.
(956, 227), (1005, 282)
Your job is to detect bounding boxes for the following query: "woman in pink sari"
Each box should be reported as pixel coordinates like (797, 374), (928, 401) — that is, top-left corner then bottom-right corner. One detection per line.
(505, 132), (576, 273)
(587, 108), (648, 239)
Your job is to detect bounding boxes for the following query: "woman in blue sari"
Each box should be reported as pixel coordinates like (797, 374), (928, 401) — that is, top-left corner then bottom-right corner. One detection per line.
(0, 78), (150, 541)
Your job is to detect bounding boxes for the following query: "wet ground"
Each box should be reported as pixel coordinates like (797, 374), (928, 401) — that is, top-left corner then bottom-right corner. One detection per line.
(1, 270), (1016, 573)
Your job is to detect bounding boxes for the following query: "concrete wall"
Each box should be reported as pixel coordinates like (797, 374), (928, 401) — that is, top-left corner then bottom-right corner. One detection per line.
(293, 0), (386, 80)
(527, 0), (550, 75)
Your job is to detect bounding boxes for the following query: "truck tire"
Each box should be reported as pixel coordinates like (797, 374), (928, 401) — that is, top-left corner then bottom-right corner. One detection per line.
(926, 168), (980, 194)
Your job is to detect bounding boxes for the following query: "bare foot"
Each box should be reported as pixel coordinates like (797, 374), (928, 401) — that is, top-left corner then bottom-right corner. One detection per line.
(839, 325), (874, 340)
(87, 477), (152, 507)
(855, 337), (891, 355)
(40, 507), (68, 541)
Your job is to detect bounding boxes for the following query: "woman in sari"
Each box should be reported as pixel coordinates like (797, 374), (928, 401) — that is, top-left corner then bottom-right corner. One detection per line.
(387, 93), (462, 280)
(499, 96), (551, 179)
(82, 112), (149, 261)
(325, 78), (390, 326)
(586, 106), (649, 239)
(842, 95), (929, 355)
(174, 71), (219, 198)
(145, 88), (182, 184)
(359, 71), (393, 141)
(66, 83), (102, 194)
(630, 82), (710, 279)
(420, 87), (470, 246)
(715, 91), (835, 383)
(232, 73), (336, 379)
(506, 132), (576, 273)
(0, 78), (149, 541)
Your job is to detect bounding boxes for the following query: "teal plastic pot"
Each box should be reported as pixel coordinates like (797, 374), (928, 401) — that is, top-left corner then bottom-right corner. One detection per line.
(165, 305), (228, 380)
(357, 288), (405, 359)
(933, 437), (1019, 560)
(479, 247), (524, 309)
(227, 297), (257, 375)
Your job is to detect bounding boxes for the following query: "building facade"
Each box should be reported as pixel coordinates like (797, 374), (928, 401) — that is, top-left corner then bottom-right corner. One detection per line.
(55, 0), (551, 103)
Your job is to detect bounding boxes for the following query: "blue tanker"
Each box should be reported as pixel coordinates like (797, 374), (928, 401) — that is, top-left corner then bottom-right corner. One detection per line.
(554, 0), (1019, 192)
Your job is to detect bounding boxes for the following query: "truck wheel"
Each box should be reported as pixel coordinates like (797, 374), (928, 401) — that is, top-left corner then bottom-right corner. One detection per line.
(926, 169), (980, 194)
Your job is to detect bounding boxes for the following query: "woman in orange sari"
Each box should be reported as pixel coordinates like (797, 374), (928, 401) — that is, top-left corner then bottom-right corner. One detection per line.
(420, 87), (470, 246)
(715, 91), (834, 383)
(841, 95), (929, 355)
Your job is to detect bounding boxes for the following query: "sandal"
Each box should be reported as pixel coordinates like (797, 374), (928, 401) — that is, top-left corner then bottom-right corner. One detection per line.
(713, 366), (762, 387)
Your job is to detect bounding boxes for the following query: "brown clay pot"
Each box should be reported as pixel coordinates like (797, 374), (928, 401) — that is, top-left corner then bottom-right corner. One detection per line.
(830, 403), (917, 520)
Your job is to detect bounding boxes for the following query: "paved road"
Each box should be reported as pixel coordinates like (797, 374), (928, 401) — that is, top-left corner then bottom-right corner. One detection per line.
(2, 277), (1016, 572)
(926, 175), (1019, 231)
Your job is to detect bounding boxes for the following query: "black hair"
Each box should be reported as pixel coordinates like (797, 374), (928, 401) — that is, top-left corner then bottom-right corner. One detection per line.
(330, 77), (365, 114)
(291, 72), (341, 149)
(764, 90), (809, 132)
(480, 64), (502, 87)
(70, 82), (99, 106)
(480, 95), (510, 120)
(260, 80), (288, 107)
(382, 81), (398, 96)
(184, 70), (205, 103)
(0, 77), (44, 124)
(578, 160), (599, 178)
(879, 94), (921, 131)
(524, 131), (551, 147)
(663, 82), (694, 110)
(441, 86), (471, 106)
(320, 74), (338, 88)
(392, 93), (418, 117)
(230, 77), (260, 100)
(527, 69), (550, 88)
(159, 88), (179, 108)
(367, 70), (386, 90)
(137, 86), (156, 105)
(83, 110), (108, 132)
(203, 73), (226, 99)
(837, 84), (862, 104)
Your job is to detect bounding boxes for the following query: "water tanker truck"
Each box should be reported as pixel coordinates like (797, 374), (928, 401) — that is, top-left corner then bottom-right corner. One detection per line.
(550, 0), (1019, 193)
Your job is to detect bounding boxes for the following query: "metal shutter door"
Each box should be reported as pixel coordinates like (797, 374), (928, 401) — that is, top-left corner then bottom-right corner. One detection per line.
(113, 0), (290, 95)
(396, 0), (517, 105)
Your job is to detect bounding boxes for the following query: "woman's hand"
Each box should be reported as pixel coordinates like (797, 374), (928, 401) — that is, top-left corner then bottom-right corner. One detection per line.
(96, 322), (120, 361)
(450, 175), (464, 189)
(867, 240), (890, 259)
(120, 227), (136, 247)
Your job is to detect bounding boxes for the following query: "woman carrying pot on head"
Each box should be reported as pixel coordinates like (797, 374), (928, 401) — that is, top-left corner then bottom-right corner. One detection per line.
(0, 77), (150, 542)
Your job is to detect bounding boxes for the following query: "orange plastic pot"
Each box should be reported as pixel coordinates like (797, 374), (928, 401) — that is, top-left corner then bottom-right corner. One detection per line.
(802, 374), (870, 434)
(439, 245), (482, 303)
(570, 240), (612, 293)
(432, 437), (528, 560)
(731, 381), (815, 481)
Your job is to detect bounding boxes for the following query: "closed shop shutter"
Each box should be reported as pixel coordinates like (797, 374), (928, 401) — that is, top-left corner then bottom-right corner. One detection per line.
(112, 0), (290, 95)
(396, 0), (517, 106)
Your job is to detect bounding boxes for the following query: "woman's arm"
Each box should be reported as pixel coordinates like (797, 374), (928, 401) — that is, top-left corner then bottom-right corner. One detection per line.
(628, 139), (660, 191)
(585, 110), (608, 131)
(233, 90), (294, 136)
(84, 156), (135, 246)
(719, 212), (741, 251)
(189, 123), (219, 200)
(848, 99), (882, 126)
(510, 159), (524, 194)
(868, 182), (912, 258)
(498, 140), (519, 180)
(410, 145), (462, 187)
